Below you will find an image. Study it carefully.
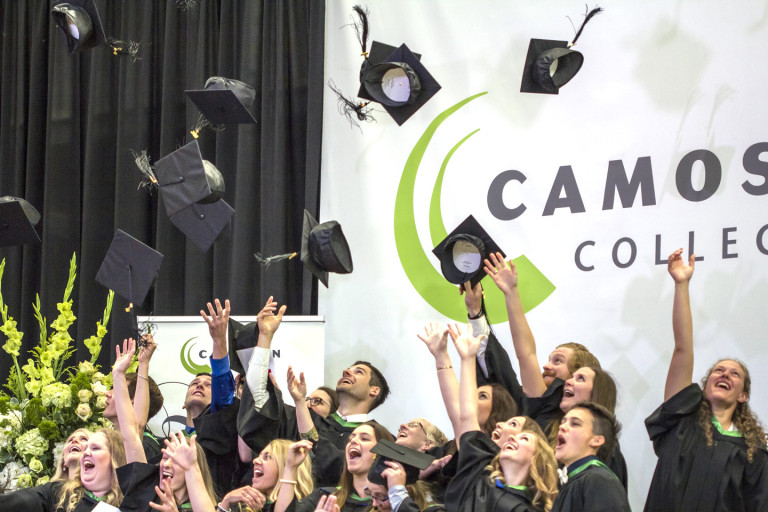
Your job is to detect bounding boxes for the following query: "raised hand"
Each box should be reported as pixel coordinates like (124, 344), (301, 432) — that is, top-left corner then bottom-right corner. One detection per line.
(137, 334), (157, 365)
(419, 454), (452, 480)
(417, 321), (449, 359)
(460, 280), (484, 318)
(200, 298), (230, 357)
(484, 251), (518, 295)
(220, 486), (266, 512)
(113, 338), (136, 375)
(286, 366), (307, 403)
(149, 481), (177, 512)
(257, 295), (287, 339)
(381, 460), (407, 488)
(285, 440), (313, 469)
(448, 323), (485, 361)
(314, 495), (340, 512)
(162, 432), (198, 472)
(668, 248), (695, 283)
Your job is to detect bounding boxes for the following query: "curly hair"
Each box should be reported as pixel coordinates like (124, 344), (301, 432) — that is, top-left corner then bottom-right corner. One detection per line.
(697, 359), (768, 463)
(486, 426), (559, 510)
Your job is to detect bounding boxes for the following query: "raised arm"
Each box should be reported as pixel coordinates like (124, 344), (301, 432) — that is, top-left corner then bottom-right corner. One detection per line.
(273, 440), (313, 512)
(664, 248), (696, 401)
(113, 338), (147, 463)
(246, 296), (287, 410)
(134, 334), (157, 431)
(484, 252), (547, 397)
(200, 298), (235, 412)
(161, 433), (215, 512)
(286, 366), (316, 437)
(418, 322), (461, 437)
(448, 323), (486, 447)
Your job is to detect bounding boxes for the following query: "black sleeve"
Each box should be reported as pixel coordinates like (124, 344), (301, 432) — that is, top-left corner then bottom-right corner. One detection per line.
(580, 470), (631, 512)
(141, 431), (164, 465)
(294, 488), (326, 512)
(0, 481), (59, 511)
(117, 461), (160, 512)
(309, 434), (345, 488)
(194, 398), (242, 497)
(476, 331), (525, 412)
(237, 378), (300, 453)
(607, 442), (628, 493)
(645, 383), (701, 452)
(743, 448), (768, 512)
(444, 430), (498, 512)
(523, 379), (564, 431)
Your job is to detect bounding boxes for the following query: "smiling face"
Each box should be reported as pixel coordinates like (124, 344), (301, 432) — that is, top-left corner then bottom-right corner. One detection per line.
(79, 432), (113, 495)
(396, 418), (431, 451)
(307, 388), (333, 418)
(555, 408), (603, 467)
(345, 425), (378, 475)
(490, 416), (526, 448)
(542, 347), (574, 387)
(62, 429), (90, 477)
(704, 360), (749, 408)
(184, 374), (212, 411)
(477, 385), (494, 427)
(158, 451), (188, 501)
(336, 364), (376, 403)
(499, 431), (538, 469)
(560, 367), (596, 412)
(252, 446), (280, 493)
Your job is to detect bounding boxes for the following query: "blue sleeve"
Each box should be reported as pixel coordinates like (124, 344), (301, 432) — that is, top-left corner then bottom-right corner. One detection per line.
(210, 353), (235, 413)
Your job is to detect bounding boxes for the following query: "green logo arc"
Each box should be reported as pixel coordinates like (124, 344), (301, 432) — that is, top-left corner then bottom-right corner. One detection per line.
(180, 337), (212, 376)
(394, 92), (555, 322)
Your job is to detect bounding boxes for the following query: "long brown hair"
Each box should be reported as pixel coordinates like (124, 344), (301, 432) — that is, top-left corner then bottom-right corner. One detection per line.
(558, 342), (601, 375)
(480, 383), (518, 436)
(55, 429), (126, 512)
(335, 422), (394, 505)
(697, 359), (768, 462)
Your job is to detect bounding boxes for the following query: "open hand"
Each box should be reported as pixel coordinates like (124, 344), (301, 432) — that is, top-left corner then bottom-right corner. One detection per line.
(417, 322), (449, 359)
(448, 323), (485, 360)
(484, 252), (518, 295)
(113, 338), (136, 375)
(668, 248), (695, 283)
(257, 296), (287, 338)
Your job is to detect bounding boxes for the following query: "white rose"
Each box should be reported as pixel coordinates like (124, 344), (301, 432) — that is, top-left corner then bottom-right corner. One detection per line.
(75, 403), (92, 422)
(78, 389), (93, 402)
(91, 382), (107, 396)
(94, 395), (107, 410)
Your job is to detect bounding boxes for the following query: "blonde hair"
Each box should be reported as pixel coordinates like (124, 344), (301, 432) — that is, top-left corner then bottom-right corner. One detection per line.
(246, 439), (313, 505)
(486, 427), (559, 511)
(52, 428), (91, 482)
(55, 429), (126, 512)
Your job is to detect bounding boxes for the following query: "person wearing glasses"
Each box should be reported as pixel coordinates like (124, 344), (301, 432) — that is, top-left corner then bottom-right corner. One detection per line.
(306, 386), (339, 418)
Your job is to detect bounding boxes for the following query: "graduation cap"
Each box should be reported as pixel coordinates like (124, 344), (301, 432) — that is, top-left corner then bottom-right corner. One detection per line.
(169, 199), (234, 252)
(186, 76), (257, 125)
(227, 319), (259, 376)
(0, 197), (42, 247)
(95, 229), (163, 339)
(358, 41), (441, 125)
(432, 215), (505, 287)
(520, 7), (603, 94)
(51, 0), (141, 59)
(254, 209), (353, 288)
(368, 439), (435, 486)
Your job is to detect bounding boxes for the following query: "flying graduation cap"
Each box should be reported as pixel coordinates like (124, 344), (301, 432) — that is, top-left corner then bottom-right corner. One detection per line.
(368, 439), (436, 486)
(520, 6), (603, 94)
(186, 76), (258, 126)
(227, 319), (259, 377)
(254, 209), (353, 288)
(0, 197), (42, 247)
(432, 215), (505, 288)
(154, 140), (234, 252)
(51, 0), (141, 59)
(95, 229), (163, 339)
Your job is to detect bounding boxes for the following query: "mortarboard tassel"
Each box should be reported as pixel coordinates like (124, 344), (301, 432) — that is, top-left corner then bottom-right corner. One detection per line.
(569, 5), (604, 47)
(131, 149), (158, 191)
(351, 5), (370, 57)
(254, 251), (298, 269)
(107, 38), (143, 61)
(329, 81), (376, 129)
(190, 113), (212, 139)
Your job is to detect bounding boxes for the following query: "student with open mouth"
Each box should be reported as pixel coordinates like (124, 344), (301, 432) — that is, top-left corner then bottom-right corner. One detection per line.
(111, 337), (217, 512)
(444, 322), (559, 512)
(643, 249), (768, 511)
(0, 428), (127, 511)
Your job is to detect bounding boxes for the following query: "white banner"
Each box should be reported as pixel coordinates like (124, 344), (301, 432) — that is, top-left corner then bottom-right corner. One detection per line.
(320, 1), (768, 509)
(143, 315), (324, 437)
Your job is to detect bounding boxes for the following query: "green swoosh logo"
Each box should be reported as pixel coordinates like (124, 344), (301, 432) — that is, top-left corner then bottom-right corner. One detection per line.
(180, 337), (212, 375)
(394, 92), (555, 322)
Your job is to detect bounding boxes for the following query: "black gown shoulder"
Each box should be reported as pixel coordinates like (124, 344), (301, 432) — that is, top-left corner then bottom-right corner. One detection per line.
(644, 383), (768, 512)
(551, 461), (629, 512)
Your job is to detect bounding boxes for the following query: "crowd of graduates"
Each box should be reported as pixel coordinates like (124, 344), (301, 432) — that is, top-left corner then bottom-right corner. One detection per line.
(1, 249), (767, 512)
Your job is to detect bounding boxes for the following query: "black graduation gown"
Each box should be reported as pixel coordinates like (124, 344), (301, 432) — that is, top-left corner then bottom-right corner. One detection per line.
(444, 430), (545, 512)
(644, 383), (768, 512)
(193, 397), (242, 497)
(476, 331), (525, 412)
(550, 456), (630, 512)
(523, 379), (629, 492)
(237, 380), (384, 487)
(289, 487), (371, 512)
(116, 461), (161, 512)
(142, 428), (164, 465)
(0, 480), (116, 512)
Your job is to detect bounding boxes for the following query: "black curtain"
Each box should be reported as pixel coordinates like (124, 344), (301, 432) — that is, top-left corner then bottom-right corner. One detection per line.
(0, 0), (324, 376)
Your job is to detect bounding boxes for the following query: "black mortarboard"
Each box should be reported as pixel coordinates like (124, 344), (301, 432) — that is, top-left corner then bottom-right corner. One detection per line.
(154, 140), (225, 218)
(0, 197), (42, 247)
(358, 42), (441, 125)
(520, 39), (584, 94)
(186, 76), (258, 125)
(368, 439), (435, 486)
(51, 0), (107, 53)
(169, 200), (234, 252)
(432, 215), (505, 287)
(95, 229), (163, 306)
(301, 210), (353, 288)
(227, 319), (259, 376)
